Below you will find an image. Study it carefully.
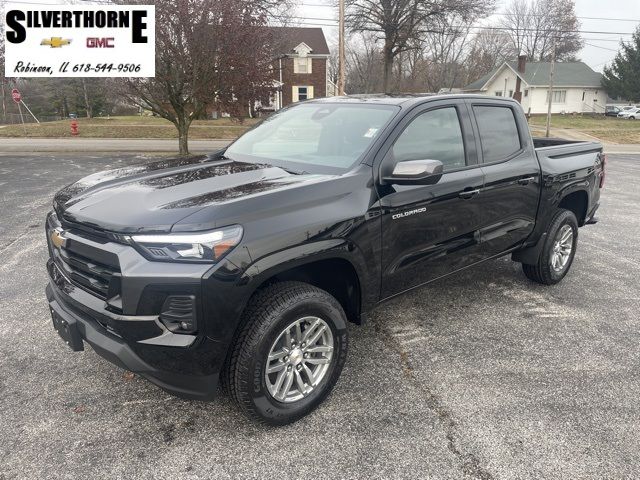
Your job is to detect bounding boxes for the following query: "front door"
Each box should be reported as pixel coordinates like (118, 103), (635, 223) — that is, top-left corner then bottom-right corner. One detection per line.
(377, 101), (486, 299)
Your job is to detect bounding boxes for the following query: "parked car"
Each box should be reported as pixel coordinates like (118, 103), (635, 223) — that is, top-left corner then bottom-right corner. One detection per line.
(605, 106), (621, 117)
(45, 95), (605, 425)
(618, 107), (640, 119)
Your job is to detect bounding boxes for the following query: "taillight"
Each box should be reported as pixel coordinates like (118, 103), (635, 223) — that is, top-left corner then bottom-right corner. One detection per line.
(599, 153), (606, 188)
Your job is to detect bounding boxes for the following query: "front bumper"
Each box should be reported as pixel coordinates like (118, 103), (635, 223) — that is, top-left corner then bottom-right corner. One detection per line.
(43, 208), (232, 400)
(43, 210), (257, 400)
(46, 279), (220, 400)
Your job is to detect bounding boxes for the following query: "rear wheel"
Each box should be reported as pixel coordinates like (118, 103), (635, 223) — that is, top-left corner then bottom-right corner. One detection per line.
(226, 281), (348, 425)
(522, 209), (578, 285)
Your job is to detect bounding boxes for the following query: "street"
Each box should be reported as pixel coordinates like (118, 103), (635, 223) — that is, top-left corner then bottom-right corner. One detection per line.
(0, 153), (638, 479)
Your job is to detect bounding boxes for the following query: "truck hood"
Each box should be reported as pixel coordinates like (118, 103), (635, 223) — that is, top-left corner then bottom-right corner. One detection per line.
(54, 155), (338, 234)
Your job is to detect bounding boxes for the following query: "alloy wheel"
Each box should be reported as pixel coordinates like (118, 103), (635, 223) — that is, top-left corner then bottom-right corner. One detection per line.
(550, 224), (573, 272)
(265, 316), (334, 403)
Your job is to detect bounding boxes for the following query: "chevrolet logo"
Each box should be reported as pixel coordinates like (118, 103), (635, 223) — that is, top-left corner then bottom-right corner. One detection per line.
(50, 229), (67, 249)
(41, 37), (72, 48)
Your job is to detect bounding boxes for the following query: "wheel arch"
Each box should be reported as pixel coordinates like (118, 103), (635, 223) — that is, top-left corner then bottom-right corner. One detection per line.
(240, 241), (376, 326)
(513, 190), (587, 265)
(558, 189), (589, 226)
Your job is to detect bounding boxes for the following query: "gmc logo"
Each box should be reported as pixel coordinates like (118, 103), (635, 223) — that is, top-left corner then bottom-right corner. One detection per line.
(86, 37), (114, 48)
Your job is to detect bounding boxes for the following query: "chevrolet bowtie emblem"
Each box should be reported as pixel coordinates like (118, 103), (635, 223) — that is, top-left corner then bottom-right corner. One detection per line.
(41, 37), (72, 48)
(50, 229), (67, 249)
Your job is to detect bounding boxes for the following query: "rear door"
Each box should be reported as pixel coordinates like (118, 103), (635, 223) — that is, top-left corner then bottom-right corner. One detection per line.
(376, 99), (486, 298)
(467, 100), (541, 256)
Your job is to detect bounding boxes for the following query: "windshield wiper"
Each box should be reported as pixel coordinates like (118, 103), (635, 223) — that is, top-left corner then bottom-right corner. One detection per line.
(207, 150), (230, 161)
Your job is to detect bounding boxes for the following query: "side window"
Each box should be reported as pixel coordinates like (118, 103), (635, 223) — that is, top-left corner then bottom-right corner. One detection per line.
(473, 106), (521, 163)
(392, 107), (466, 172)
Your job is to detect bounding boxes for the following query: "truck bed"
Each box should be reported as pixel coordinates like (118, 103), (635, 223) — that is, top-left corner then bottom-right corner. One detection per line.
(532, 137), (590, 149)
(534, 138), (603, 175)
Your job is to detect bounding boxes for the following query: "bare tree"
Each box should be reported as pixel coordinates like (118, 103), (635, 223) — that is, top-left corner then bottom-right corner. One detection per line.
(418, 13), (474, 91)
(500, 0), (583, 61)
(122, 0), (278, 155)
(463, 28), (515, 85)
(345, 32), (385, 93)
(346, 0), (495, 93)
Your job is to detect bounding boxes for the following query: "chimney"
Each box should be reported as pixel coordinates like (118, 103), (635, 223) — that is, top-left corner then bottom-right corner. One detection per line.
(513, 54), (527, 103)
(517, 54), (527, 73)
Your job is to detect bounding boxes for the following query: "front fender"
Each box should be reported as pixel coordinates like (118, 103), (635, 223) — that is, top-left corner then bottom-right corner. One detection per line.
(241, 239), (378, 311)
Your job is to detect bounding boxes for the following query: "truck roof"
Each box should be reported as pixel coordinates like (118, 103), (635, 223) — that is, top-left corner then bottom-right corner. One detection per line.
(311, 93), (518, 107)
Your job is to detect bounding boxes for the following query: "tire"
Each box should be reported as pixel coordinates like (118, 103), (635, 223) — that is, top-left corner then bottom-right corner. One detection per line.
(226, 281), (348, 425)
(522, 209), (579, 285)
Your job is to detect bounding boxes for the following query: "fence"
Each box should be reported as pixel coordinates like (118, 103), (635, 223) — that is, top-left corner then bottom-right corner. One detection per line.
(0, 113), (63, 125)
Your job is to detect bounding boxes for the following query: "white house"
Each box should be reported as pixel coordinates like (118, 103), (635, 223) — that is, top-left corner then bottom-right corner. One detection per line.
(463, 59), (607, 114)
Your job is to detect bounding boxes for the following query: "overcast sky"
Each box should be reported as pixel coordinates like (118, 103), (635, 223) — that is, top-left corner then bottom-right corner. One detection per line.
(295, 0), (640, 72)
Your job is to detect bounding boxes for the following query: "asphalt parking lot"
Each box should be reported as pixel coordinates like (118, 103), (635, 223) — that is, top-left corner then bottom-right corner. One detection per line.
(1, 153), (638, 479)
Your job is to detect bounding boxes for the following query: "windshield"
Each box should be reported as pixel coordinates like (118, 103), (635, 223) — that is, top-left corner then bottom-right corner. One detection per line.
(225, 103), (399, 173)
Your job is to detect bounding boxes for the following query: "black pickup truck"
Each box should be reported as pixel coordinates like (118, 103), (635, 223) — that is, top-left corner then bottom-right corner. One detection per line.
(45, 94), (604, 424)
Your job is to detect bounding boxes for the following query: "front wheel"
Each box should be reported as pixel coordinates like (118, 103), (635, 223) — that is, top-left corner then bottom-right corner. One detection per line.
(226, 281), (348, 425)
(522, 209), (579, 285)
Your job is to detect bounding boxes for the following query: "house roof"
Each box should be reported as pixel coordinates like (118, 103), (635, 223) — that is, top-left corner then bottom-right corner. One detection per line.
(463, 61), (603, 90)
(268, 27), (330, 56)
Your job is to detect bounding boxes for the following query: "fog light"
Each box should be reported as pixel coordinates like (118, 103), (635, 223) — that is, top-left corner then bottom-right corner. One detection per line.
(159, 295), (197, 334)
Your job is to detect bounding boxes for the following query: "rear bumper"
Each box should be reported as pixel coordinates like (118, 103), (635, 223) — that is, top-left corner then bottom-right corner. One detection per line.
(46, 280), (219, 401)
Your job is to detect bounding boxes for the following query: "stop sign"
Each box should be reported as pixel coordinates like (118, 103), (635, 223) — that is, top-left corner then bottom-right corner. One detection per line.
(11, 88), (21, 103)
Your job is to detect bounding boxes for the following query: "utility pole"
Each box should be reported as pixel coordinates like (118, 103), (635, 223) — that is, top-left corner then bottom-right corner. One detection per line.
(338, 0), (345, 95)
(1, 81), (6, 124)
(545, 36), (557, 138)
(81, 78), (92, 118)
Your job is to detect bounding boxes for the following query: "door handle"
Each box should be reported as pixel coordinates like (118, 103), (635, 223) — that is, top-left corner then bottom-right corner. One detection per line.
(458, 189), (480, 199)
(518, 176), (536, 185)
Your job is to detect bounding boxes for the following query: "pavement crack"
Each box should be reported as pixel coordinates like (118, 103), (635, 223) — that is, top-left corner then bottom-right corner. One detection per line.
(374, 321), (495, 480)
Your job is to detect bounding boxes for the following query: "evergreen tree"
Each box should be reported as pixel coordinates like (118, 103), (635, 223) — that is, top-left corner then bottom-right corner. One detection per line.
(603, 26), (640, 102)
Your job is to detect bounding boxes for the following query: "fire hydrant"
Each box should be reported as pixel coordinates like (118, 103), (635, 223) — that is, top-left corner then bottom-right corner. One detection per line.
(70, 119), (79, 136)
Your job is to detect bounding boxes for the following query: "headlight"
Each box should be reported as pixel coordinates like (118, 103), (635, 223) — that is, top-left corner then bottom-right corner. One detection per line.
(129, 225), (243, 262)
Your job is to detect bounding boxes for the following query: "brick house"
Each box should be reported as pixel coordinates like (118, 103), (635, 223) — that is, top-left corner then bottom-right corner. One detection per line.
(267, 27), (333, 110)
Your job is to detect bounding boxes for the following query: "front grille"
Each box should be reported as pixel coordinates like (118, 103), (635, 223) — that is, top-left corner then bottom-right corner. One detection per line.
(47, 215), (122, 301)
(56, 247), (120, 299)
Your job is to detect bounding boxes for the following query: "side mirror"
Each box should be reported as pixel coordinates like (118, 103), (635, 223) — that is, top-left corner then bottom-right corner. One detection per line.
(382, 159), (444, 185)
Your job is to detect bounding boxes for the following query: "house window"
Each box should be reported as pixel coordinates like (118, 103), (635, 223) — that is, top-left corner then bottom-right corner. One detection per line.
(509, 90), (514, 98)
(524, 89), (529, 97)
(494, 91), (503, 97)
(546, 90), (567, 104)
(294, 57), (312, 74)
(292, 86), (314, 102)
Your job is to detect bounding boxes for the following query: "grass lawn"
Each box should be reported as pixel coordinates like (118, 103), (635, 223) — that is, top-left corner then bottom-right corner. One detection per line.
(0, 115), (258, 139)
(528, 115), (640, 144)
(4, 113), (639, 145)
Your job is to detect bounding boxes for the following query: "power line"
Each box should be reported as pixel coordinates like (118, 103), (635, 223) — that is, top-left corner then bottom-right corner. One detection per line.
(289, 23), (632, 43)
(287, 16), (635, 37)
(298, 3), (640, 23)
(584, 42), (620, 52)
(493, 12), (640, 23)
